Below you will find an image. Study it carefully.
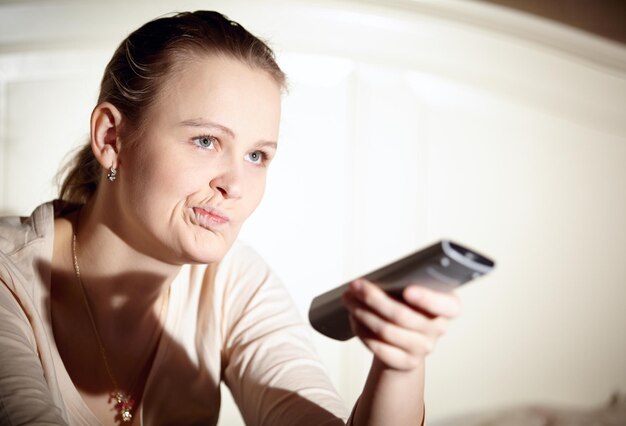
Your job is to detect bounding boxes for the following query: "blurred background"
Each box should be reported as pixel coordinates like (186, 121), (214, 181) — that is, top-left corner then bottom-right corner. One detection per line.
(1, 0), (625, 424)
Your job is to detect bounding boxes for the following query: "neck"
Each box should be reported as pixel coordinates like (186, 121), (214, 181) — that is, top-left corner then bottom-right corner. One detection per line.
(69, 195), (180, 317)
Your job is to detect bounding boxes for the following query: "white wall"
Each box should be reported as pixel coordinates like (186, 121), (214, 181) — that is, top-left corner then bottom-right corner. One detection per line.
(1, 0), (625, 424)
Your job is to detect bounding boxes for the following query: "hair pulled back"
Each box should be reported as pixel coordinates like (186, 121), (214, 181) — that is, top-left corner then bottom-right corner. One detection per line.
(58, 11), (286, 205)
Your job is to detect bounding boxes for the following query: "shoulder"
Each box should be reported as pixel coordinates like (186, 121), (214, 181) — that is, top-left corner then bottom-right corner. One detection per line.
(218, 240), (272, 277)
(0, 202), (56, 291)
(186, 240), (279, 316)
(215, 240), (278, 298)
(215, 240), (298, 320)
(0, 202), (58, 343)
(0, 202), (53, 256)
(0, 200), (79, 298)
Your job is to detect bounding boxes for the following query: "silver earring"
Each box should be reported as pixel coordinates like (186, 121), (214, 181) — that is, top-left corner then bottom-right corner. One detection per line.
(107, 165), (117, 182)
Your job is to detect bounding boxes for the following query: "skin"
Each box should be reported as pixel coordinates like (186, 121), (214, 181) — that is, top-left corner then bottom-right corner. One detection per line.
(50, 54), (462, 425)
(344, 280), (462, 425)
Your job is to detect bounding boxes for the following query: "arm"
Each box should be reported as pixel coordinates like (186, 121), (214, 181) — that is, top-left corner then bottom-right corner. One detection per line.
(353, 359), (425, 425)
(220, 244), (349, 425)
(343, 280), (462, 426)
(0, 279), (68, 425)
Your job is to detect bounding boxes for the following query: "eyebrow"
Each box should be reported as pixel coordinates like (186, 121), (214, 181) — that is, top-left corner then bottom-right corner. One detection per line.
(179, 119), (235, 138)
(179, 118), (277, 149)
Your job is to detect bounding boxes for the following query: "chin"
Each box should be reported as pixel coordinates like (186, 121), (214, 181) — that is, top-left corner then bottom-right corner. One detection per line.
(182, 236), (234, 265)
(182, 250), (226, 265)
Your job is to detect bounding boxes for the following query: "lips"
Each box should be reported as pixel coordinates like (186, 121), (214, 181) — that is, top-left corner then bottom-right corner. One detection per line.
(192, 207), (229, 229)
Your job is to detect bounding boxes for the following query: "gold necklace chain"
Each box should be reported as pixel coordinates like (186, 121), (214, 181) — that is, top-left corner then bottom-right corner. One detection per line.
(71, 232), (136, 422)
(72, 213), (169, 423)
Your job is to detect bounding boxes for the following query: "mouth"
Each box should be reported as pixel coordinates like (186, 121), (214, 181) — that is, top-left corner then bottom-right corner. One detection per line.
(192, 206), (230, 230)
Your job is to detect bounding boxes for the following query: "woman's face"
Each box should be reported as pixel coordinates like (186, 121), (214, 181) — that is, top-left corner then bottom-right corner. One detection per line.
(115, 55), (282, 264)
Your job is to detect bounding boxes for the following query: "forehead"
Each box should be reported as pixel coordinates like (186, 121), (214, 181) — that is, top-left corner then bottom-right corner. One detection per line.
(152, 54), (282, 138)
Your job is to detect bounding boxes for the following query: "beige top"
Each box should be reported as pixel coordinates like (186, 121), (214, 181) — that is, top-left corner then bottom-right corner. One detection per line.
(0, 201), (350, 425)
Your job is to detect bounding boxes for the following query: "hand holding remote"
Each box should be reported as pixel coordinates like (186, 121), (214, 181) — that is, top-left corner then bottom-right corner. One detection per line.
(342, 278), (462, 370)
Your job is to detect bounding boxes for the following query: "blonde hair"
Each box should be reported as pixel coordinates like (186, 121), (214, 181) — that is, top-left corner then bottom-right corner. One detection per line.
(58, 11), (286, 205)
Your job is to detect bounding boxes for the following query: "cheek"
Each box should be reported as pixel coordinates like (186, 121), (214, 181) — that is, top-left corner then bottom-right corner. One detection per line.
(138, 148), (202, 191)
(125, 147), (198, 205)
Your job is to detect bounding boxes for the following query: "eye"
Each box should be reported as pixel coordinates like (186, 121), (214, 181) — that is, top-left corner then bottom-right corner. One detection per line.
(246, 150), (267, 165)
(192, 135), (217, 150)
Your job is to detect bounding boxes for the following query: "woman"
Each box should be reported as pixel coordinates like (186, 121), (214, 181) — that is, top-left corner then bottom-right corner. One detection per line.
(0, 11), (461, 425)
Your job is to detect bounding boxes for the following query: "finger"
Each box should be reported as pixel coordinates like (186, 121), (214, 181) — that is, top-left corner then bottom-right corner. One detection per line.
(348, 280), (429, 328)
(344, 297), (445, 353)
(344, 292), (448, 338)
(403, 286), (463, 319)
(344, 281), (450, 334)
(349, 315), (427, 370)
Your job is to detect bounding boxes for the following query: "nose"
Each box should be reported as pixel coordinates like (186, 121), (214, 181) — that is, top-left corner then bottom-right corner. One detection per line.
(210, 160), (243, 200)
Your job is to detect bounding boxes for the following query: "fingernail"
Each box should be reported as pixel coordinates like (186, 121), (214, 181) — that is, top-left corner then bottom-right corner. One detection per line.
(351, 279), (364, 292)
(406, 286), (422, 300)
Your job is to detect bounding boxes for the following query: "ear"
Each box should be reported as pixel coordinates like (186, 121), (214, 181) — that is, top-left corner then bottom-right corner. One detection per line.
(90, 102), (124, 171)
